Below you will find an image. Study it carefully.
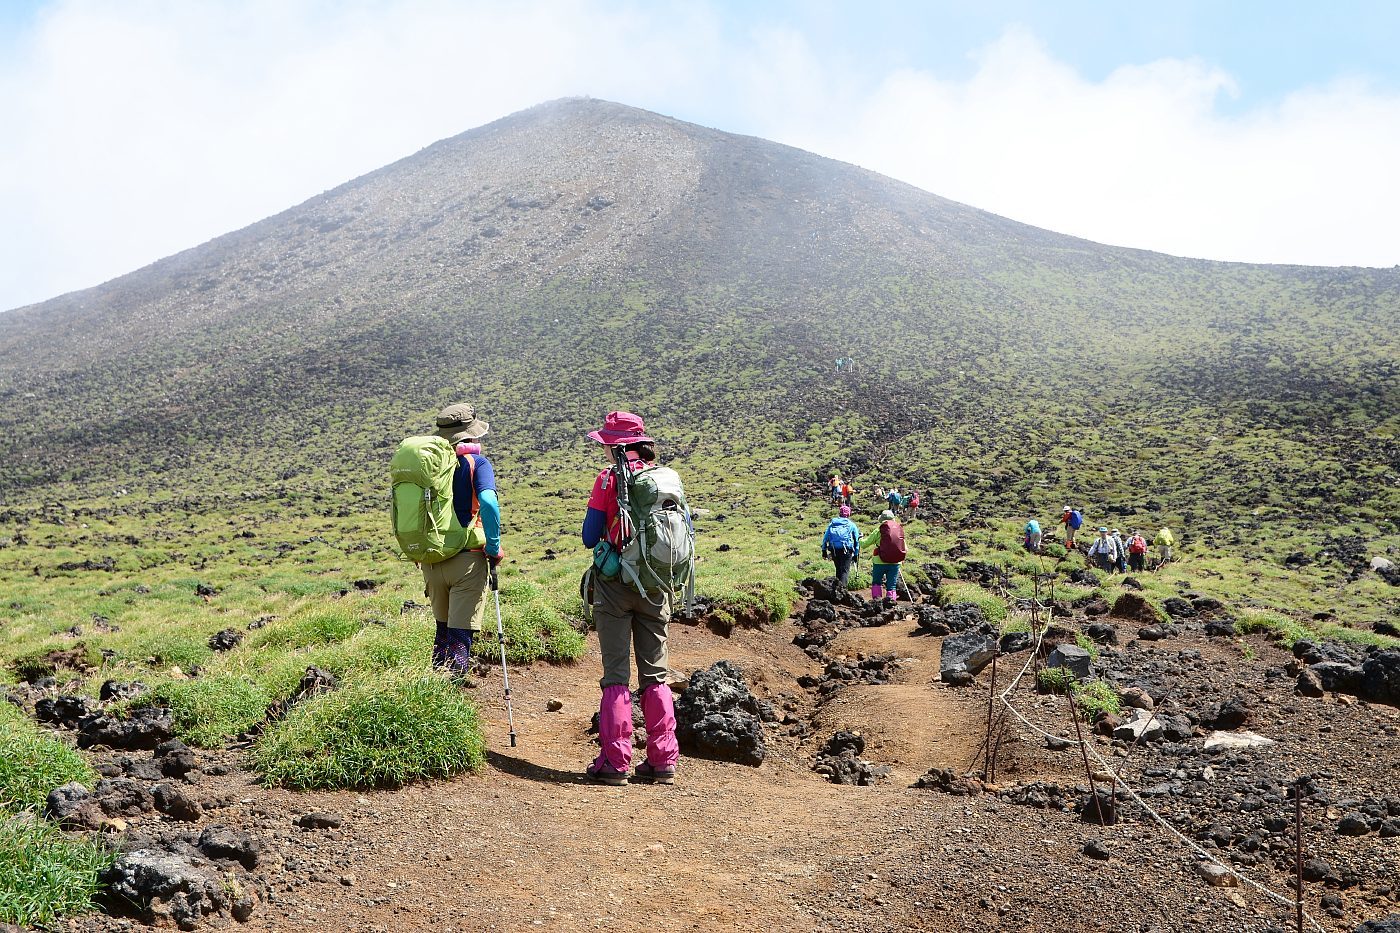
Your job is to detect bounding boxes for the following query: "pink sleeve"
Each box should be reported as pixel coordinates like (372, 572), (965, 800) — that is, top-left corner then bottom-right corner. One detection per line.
(586, 469), (613, 511)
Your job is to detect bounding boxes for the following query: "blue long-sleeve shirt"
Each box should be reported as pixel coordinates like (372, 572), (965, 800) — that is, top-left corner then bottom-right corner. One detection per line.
(452, 454), (501, 555)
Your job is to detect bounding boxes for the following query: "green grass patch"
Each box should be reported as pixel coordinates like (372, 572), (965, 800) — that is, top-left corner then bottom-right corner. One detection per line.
(0, 815), (112, 926)
(938, 582), (1007, 623)
(252, 671), (485, 789)
(0, 706), (96, 812)
(1035, 666), (1076, 694)
(1074, 633), (1100, 661)
(139, 675), (272, 748)
(249, 606), (360, 650)
(1074, 679), (1121, 718)
(472, 583), (585, 665)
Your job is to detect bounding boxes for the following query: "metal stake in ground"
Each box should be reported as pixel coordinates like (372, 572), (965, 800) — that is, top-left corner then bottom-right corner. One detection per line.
(1066, 686), (1105, 824)
(1294, 778), (1305, 933)
(983, 650), (999, 781)
(489, 564), (518, 748)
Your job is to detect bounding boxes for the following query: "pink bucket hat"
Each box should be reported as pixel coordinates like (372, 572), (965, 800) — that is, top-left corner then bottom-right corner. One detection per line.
(839, 505), (852, 517)
(587, 411), (654, 446)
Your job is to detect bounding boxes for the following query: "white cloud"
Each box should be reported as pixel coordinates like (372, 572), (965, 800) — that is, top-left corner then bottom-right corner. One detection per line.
(2, 5), (1398, 311)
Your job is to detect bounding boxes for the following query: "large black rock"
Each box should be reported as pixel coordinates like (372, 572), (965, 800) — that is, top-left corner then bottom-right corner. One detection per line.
(1362, 651), (1400, 707)
(675, 661), (766, 766)
(77, 705), (174, 750)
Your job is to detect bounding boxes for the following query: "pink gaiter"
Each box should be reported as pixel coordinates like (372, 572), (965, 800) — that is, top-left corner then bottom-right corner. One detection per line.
(640, 683), (679, 770)
(593, 685), (633, 772)
(871, 584), (884, 601)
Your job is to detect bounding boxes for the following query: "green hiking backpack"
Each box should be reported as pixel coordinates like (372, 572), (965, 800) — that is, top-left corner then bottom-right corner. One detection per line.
(616, 465), (695, 604)
(581, 463), (696, 616)
(390, 436), (482, 564)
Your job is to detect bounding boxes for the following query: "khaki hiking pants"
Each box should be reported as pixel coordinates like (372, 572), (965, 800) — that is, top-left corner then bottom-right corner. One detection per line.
(594, 577), (670, 689)
(422, 549), (489, 631)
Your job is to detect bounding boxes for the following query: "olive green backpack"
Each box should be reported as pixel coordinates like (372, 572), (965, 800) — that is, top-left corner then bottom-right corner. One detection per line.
(390, 436), (484, 563)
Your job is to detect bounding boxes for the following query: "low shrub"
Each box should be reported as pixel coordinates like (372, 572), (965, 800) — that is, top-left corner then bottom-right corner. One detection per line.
(0, 706), (96, 812)
(473, 586), (585, 665)
(252, 672), (485, 789)
(0, 815), (112, 925)
(1035, 667), (1075, 694)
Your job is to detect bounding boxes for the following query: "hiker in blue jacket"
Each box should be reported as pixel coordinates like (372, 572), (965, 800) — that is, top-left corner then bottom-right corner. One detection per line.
(821, 505), (861, 590)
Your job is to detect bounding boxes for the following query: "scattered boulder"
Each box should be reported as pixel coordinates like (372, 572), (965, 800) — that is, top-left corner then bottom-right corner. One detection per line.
(1191, 596), (1225, 614)
(34, 694), (99, 729)
(1162, 597), (1196, 618)
(155, 739), (200, 778)
(1113, 709), (1164, 743)
(101, 850), (231, 930)
(1355, 915), (1400, 933)
(46, 782), (102, 830)
(912, 768), (983, 796)
(812, 731), (890, 786)
(1085, 622), (1118, 645)
(1203, 731), (1276, 751)
(1203, 696), (1252, 730)
(1082, 839), (1112, 861)
(152, 784), (203, 822)
(1195, 861), (1238, 887)
(95, 778), (156, 818)
(1110, 592), (1161, 625)
(207, 629), (242, 652)
(1204, 618), (1237, 637)
(197, 826), (262, 869)
(940, 624), (999, 683)
(1137, 625), (1169, 642)
(1082, 598), (1110, 617)
(1120, 577), (1144, 591)
(1311, 661), (1365, 696)
(294, 812), (343, 830)
(1337, 813), (1372, 837)
(1069, 569), (1100, 586)
(1119, 687), (1154, 711)
(675, 661), (766, 766)
(100, 680), (148, 703)
(1361, 651), (1400, 707)
(1047, 644), (1092, 680)
(78, 705), (174, 750)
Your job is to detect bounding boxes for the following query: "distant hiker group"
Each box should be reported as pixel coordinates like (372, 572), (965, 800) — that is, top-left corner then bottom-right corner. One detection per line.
(392, 405), (694, 786)
(1024, 506), (1176, 573)
(821, 505), (907, 607)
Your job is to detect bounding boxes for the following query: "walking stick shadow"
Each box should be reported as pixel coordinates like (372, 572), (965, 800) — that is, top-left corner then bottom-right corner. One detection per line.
(485, 750), (581, 785)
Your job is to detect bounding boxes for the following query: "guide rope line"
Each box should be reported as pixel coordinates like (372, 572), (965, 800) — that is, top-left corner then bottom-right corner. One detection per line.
(992, 595), (1325, 932)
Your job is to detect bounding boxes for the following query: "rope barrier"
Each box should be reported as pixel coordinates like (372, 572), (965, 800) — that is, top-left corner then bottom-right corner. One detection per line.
(988, 589), (1326, 933)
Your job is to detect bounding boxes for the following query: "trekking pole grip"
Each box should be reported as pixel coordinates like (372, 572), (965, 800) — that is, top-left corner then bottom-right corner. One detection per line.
(489, 563), (499, 592)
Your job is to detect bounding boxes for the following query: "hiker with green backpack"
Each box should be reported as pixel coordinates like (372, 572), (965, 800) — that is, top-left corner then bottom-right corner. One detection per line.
(579, 411), (695, 786)
(389, 403), (504, 683)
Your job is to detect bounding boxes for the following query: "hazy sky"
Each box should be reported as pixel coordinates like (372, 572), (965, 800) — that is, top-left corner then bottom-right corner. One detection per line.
(3, 0), (1399, 311)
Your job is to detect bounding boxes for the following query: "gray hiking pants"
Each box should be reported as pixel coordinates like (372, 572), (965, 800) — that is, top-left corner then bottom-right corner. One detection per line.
(594, 577), (671, 689)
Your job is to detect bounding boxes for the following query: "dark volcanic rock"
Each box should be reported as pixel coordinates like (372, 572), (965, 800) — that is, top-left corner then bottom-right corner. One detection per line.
(1086, 622), (1118, 645)
(1162, 597), (1196, 618)
(1203, 617), (1237, 636)
(34, 694), (99, 729)
(78, 705), (174, 750)
(295, 812), (344, 830)
(262, 666), (338, 726)
(812, 731), (890, 786)
(198, 826), (263, 869)
(1361, 651), (1400, 707)
(46, 782), (102, 829)
(153, 784), (203, 822)
(940, 624), (999, 683)
(675, 661), (766, 766)
(156, 739), (200, 778)
(102, 850), (229, 929)
(207, 628), (243, 652)
(1355, 915), (1400, 933)
(1203, 696), (1251, 730)
(1047, 644), (1092, 680)
(1069, 569), (1100, 586)
(100, 679), (148, 703)
(1311, 661), (1365, 696)
(1297, 668), (1325, 698)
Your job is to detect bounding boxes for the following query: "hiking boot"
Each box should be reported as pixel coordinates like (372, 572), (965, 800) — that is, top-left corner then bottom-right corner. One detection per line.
(585, 761), (629, 786)
(633, 761), (676, 785)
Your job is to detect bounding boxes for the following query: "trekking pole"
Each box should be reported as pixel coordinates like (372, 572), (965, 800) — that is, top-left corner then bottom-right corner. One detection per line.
(489, 564), (518, 747)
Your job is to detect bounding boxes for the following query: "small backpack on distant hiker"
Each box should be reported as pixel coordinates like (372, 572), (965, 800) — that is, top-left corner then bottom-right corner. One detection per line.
(390, 436), (486, 563)
(1068, 510), (1084, 531)
(876, 519), (907, 563)
(823, 517), (858, 556)
(1129, 535), (1148, 554)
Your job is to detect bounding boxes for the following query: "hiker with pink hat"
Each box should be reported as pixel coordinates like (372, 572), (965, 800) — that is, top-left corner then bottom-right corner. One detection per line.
(579, 411), (685, 786)
(821, 505), (861, 591)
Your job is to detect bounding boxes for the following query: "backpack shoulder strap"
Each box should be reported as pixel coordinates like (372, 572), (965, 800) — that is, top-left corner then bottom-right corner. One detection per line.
(461, 455), (482, 527)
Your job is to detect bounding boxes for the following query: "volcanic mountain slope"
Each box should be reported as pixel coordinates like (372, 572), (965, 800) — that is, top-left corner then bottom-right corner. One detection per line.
(0, 98), (1396, 553)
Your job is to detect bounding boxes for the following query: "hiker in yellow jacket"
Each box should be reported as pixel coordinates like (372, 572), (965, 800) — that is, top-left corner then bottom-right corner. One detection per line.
(1153, 527), (1175, 568)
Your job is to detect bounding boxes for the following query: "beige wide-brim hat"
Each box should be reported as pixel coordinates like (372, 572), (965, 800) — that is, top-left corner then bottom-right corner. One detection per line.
(434, 403), (489, 443)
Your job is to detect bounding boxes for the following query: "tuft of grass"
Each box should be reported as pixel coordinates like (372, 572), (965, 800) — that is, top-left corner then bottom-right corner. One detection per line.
(1074, 679), (1121, 718)
(0, 706), (96, 812)
(473, 583), (586, 665)
(938, 582), (1007, 622)
(139, 676), (272, 748)
(1074, 632), (1100, 661)
(1035, 666), (1076, 694)
(249, 606), (361, 650)
(0, 815), (113, 926)
(251, 671), (485, 789)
